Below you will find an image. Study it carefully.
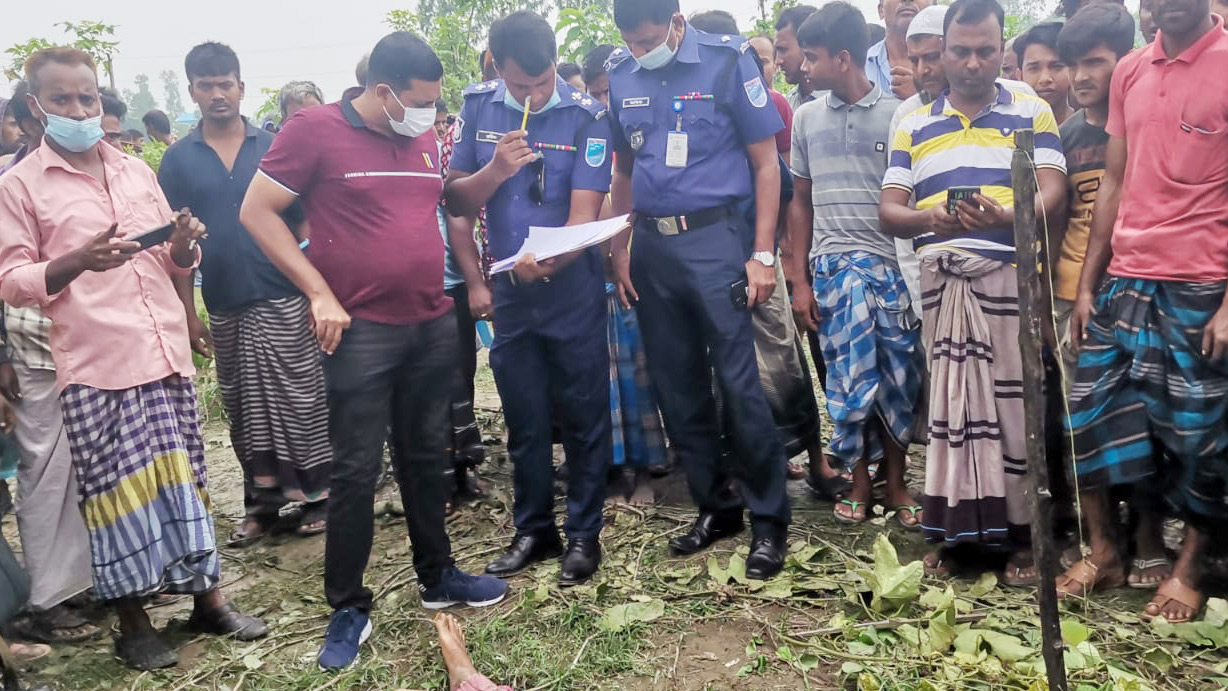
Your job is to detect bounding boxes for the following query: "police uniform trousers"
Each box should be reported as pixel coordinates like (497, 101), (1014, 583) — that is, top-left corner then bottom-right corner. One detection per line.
(490, 250), (612, 541)
(630, 216), (791, 532)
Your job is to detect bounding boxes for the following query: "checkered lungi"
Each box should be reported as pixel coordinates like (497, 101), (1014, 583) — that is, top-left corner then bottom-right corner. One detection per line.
(812, 251), (923, 471)
(1067, 277), (1228, 523)
(606, 285), (667, 470)
(60, 375), (220, 601)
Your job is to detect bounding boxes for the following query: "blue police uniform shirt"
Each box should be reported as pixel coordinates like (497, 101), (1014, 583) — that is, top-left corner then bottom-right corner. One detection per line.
(449, 76), (613, 262)
(606, 25), (784, 218)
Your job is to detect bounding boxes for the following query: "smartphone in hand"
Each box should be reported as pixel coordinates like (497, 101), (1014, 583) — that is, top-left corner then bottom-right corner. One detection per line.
(730, 276), (749, 309)
(121, 223), (175, 254)
(946, 186), (981, 216)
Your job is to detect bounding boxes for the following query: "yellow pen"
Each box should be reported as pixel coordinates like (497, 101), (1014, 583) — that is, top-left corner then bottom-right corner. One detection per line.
(520, 96), (531, 132)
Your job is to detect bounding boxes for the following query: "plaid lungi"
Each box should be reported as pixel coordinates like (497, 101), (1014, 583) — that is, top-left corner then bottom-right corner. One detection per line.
(209, 295), (332, 505)
(812, 251), (922, 471)
(1067, 278), (1228, 522)
(607, 285), (667, 469)
(60, 375), (220, 601)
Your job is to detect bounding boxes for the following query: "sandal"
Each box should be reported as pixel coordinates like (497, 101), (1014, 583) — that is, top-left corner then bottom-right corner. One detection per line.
(115, 630), (178, 670)
(833, 500), (867, 524)
(1054, 558), (1124, 598)
(186, 602), (269, 641)
(11, 605), (100, 643)
(8, 640), (52, 668)
(1127, 557), (1172, 590)
(229, 514), (275, 546)
(805, 472), (852, 502)
(1142, 577), (1205, 624)
(296, 504), (327, 537)
(891, 505), (923, 530)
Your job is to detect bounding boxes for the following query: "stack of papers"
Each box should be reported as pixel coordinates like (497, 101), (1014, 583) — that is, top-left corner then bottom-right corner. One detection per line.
(489, 214), (631, 274)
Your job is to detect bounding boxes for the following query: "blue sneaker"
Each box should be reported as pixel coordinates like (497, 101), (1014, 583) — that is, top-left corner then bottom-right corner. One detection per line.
(317, 608), (373, 671)
(420, 567), (509, 610)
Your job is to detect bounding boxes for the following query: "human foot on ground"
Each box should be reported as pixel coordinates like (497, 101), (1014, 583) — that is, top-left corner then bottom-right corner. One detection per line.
(1055, 548), (1124, 597)
(434, 613), (479, 691)
(1143, 551), (1205, 623)
(13, 604), (100, 643)
(883, 486), (922, 529)
(626, 470), (655, 507)
(833, 486), (870, 523)
(786, 460), (807, 480)
(1128, 552), (1172, 590)
(923, 548), (954, 579)
(230, 514), (275, 545)
(1003, 549), (1042, 588)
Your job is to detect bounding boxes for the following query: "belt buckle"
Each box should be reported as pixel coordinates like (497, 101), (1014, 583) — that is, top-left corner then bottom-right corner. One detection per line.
(655, 217), (681, 236)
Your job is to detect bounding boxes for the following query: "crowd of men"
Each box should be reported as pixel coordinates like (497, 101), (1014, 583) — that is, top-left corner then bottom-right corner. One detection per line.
(0, 0), (1224, 684)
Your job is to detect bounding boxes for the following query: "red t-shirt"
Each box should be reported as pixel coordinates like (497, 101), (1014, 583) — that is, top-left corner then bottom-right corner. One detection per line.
(770, 89), (793, 155)
(259, 101), (451, 325)
(1106, 18), (1228, 283)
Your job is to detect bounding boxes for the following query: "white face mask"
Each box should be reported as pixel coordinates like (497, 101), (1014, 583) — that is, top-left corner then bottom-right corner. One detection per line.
(384, 90), (436, 138)
(635, 18), (681, 71)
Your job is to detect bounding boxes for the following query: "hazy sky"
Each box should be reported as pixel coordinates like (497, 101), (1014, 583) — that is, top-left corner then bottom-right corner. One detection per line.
(2, 1), (886, 118)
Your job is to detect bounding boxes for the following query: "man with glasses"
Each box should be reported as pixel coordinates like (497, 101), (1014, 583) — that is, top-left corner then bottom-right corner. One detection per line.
(445, 11), (614, 587)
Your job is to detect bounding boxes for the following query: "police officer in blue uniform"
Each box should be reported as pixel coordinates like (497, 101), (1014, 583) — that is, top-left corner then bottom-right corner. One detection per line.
(607, 0), (791, 579)
(445, 10), (614, 587)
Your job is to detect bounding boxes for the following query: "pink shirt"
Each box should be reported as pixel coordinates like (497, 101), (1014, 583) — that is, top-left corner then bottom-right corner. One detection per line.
(0, 142), (198, 391)
(1106, 18), (1228, 283)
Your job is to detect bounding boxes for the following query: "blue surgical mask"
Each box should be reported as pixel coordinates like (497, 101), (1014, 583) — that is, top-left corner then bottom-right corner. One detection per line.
(503, 87), (561, 115)
(635, 26), (680, 71)
(34, 98), (104, 153)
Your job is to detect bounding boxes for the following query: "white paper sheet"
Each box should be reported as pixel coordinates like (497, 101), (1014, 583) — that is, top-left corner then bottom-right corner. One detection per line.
(489, 214), (631, 274)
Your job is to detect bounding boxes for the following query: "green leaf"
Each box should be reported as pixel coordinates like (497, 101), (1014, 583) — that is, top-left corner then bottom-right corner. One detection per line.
(242, 654), (263, 671)
(598, 598), (665, 632)
(795, 576), (840, 592)
(841, 661), (863, 676)
(980, 631), (1036, 663)
(760, 579), (794, 599)
(1140, 647), (1174, 673)
(1061, 619), (1091, 646)
(797, 652), (820, 672)
(866, 533), (923, 611)
(707, 556), (730, 584)
(965, 572), (999, 598)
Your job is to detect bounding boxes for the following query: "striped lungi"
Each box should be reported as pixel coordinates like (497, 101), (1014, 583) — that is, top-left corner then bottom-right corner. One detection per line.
(607, 285), (667, 469)
(812, 251), (922, 471)
(1067, 278), (1228, 523)
(209, 296), (331, 505)
(918, 252), (1029, 545)
(753, 259), (822, 458)
(60, 375), (220, 601)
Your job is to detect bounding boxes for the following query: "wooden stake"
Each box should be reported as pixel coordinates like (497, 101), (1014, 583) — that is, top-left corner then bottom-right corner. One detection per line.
(1011, 128), (1069, 691)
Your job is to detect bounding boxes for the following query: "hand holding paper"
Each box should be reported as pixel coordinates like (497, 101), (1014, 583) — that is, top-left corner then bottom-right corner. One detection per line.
(490, 214), (632, 275)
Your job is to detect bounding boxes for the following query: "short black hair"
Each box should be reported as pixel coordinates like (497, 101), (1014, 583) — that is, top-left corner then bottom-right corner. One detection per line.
(558, 62), (583, 83)
(868, 23), (886, 45)
(689, 10), (739, 35)
(1014, 21), (1062, 65)
(1057, 3), (1136, 63)
(101, 93), (127, 120)
(185, 41), (241, 81)
(435, 98), (448, 113)
(356, 53), (369, 86)
(614, 0), (679, 32)
(797, 1), (871, 67)
(944, 0), (1005, 37)
(366, 31), (444, 91)
(124, 128), (143, 139)
(582, 44), (615, 84)
(489, 11), (557, 77)
(9, 82), (33, 124)
(775, 4), (818, 32)
(142, 109), (171, 134)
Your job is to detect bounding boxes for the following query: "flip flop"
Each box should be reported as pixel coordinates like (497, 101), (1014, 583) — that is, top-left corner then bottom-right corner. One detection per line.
(891, 505), (923, 530)
(1142, 577), (1205, 624)
(1054, 558), (1125, 598)
(833, 500), (867, 524)
(1128, 557), (1173, 590)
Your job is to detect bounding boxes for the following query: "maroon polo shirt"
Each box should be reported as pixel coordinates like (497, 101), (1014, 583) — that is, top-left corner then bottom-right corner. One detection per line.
(258, 99), (450, 325)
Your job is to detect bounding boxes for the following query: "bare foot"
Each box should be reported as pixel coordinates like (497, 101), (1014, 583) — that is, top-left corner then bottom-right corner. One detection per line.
(434, 613), (479, 691)
(786, 461), (807, 480)
(627, 471), (655, 507)
(923, 548), (954, 579)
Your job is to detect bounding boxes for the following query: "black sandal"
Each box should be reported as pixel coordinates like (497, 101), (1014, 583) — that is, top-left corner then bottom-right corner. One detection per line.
(115, 630), (177, 670)
(12, 606), (99, 643)
(186, 603), (269, 641)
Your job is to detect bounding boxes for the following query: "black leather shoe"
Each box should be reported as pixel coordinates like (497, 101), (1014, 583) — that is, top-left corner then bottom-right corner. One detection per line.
(485, 533), (563, 577)
(745, 534), (786, 580)
(668, 510), (744, 556)
(559, 538), (601, 587)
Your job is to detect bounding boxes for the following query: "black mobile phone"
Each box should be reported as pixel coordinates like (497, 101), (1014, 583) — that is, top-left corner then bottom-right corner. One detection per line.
(946, 186), (981, 215)
(730, 277), (749, 309)
(122, 223), (175, 254)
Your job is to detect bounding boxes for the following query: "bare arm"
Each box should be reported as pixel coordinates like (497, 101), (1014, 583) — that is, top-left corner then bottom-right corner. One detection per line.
(785, 176), (818, 332)
(609, 153), (637, 308)
(1069, 135), (1124, 348)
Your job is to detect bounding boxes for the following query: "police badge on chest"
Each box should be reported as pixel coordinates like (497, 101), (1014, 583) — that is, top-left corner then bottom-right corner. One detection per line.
(630, 130), (645, 151)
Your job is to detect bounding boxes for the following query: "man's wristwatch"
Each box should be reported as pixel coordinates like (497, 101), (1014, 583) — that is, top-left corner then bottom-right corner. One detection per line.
(751, 251), (776, 268)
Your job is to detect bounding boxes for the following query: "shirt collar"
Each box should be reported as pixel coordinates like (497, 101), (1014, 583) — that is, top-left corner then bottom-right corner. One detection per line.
(630, 22), (701, 73)
(1150, 14), (1225, 64)
(183, 116), (260, 145)
(340, 97), (366, 129)
(866, 39), (889, 68)
(931, 82), (1013, 117)
(36, 137), (130, 175)
(826, 85), (885, 109)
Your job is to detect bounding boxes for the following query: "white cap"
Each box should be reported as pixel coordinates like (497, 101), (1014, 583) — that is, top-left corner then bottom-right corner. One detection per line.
(906, 5), (948, 39)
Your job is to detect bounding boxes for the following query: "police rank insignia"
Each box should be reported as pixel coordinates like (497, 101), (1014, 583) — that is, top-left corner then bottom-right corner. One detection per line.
(585, 138), (608, 168)
(630, 130), (645, 151)
(452, 117), (465, 143)
(743, 78), (768, 109)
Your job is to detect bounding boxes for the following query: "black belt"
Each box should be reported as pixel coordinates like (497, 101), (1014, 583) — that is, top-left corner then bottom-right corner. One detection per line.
(640, 205), (732, 236)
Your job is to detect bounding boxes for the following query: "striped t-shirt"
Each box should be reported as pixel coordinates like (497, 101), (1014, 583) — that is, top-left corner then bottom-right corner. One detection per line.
(881, 83), (1065, 263)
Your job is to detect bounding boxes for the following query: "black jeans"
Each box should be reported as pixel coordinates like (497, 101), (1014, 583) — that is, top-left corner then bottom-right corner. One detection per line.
(445, 284), (482, 462)
(322, 315), (457, 612)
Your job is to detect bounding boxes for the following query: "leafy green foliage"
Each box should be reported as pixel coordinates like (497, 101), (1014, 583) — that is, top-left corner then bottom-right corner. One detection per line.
(754, 0), (799, 36)
(137, 137), (167, 173)
(160, 69), (185, 120)
(556, 5), (621, 64)
(253, 87), (281, 128)
(4, 38), (55, 81)
(6, 21), (121, 86)
(121, 74), (159, 130)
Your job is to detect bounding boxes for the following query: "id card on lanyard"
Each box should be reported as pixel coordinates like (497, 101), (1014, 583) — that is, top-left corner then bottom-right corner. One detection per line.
(666, 98), (688, 168)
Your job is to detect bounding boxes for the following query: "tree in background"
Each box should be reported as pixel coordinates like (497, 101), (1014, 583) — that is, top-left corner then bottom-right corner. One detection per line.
(754, 0), (798, 35)
(121, 74), (160, 130)
(556, 2), (621, 64)
(4, 21), (119, 87)
(160, 70), (185, 122)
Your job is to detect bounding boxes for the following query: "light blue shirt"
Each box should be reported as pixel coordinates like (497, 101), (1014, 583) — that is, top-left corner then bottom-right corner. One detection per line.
(438, 206), (464, 290)
(865, 40), (892, 96)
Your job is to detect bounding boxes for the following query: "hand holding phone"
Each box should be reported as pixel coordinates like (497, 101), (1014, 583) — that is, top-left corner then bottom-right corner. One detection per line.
(946, 186), (981, 216)
(121, 223), (175, 254)
(730, 276), (749, 309)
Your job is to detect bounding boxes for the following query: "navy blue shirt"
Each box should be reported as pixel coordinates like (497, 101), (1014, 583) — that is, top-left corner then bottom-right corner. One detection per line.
(449, 77), (613, 261)
(158, 119), (299, 312)
(607, 25), (784, 217)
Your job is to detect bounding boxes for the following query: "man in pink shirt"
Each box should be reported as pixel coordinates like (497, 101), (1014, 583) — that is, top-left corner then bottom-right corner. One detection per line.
(0, 48), (267, 670)
(1058, 1), (1228, 624)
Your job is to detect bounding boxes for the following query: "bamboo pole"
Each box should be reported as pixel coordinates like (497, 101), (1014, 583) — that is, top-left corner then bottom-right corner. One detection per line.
(1010, 128), (1069, 691)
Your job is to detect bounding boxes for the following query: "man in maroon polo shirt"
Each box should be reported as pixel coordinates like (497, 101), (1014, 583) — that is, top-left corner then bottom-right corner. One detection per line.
(239, 31), (507, 672)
